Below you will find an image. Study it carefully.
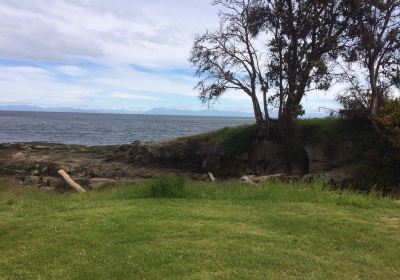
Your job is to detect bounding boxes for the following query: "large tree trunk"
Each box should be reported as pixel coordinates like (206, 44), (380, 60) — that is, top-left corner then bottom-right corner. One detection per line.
(251, 95), (270, 139)
(368, 63), (383, 133)
(279, 104), (295, 137)
(263, 89), (271, 138)
(369, 64), (379, 115)
(251, 96), (264, 125)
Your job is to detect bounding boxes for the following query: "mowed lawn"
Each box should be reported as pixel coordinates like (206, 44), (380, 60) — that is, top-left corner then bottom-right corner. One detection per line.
(0, 179), (399, 279)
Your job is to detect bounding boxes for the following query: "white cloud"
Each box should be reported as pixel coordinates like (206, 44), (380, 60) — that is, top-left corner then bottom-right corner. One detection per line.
(55, 65), (87, 77)
(0, 66), (95, 105)
(0, 0), (343, 113)
(0, 0), (219, 66)
(110, 92), (162, 101)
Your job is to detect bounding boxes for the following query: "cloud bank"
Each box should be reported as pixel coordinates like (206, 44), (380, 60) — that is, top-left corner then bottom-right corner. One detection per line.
(0, 0), (338, 115)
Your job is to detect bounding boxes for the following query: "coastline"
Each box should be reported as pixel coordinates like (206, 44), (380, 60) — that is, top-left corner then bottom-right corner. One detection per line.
(0, 142), (208, 192)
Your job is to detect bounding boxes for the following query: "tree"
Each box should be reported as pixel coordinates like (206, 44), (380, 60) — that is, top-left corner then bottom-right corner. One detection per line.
(376, 98), (400, 149)
(189, 0), (270, 134)
(248, 0), (350, 132)
(339, 0), (400, 118)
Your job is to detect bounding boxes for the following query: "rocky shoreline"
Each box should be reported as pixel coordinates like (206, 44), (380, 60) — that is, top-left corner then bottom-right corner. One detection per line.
(0, 142), (205, 192)
(0, 135), (356, 191)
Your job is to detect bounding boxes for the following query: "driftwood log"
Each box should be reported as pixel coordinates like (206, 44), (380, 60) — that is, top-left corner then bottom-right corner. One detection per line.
(208, 172), (216, 182)
(240, 176), (257, 187)
(58, 169), (86, 193)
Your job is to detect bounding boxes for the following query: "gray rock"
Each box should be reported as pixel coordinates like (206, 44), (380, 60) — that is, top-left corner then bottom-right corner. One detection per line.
(24, 176), (42, 187)
(42, 176), (66, 188)
(302, 174), (316, 183)
(89, 178), (117, 190)
(248, 141), (289, 175)
(40, 187), (57, 192)
(305, 141), (353, 174)
(202, 155), (221, 171)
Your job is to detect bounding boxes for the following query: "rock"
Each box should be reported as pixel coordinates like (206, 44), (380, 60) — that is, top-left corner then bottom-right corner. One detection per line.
(243, 174), (303, 184)
(24, 176), (42, 187)
(305, 141), (353, 174)
(243, 174), (283, 184)
(40, 186), (56, 192)
(202, 155), (221, 171)
(40, 166), (49, 175)
(42, 176), (66, 188)
(32, 145), (51, 151)
(30, 168), (40, 176)
(74, 177), (90, 188)
(86, 167), (104, 178)
(248, 141), (289, 175)
(89, 178), (117, 190)
(284, 175), (301, 182)
(190, 173), (209, 181)
(302, 174), (317, 183)
(48, 164), (70, 176)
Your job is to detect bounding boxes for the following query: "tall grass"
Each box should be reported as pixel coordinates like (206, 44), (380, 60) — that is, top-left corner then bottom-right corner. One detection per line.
(1, 176), (396, 210)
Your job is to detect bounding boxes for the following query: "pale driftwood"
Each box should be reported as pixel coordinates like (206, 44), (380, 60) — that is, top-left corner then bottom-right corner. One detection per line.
(58, 169), (86, 193)
(208, 172), (216, 182)
(240, 176), (258, 187)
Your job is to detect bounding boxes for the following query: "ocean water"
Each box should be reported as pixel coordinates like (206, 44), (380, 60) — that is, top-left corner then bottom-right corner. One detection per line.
(0, 111), (253, 146)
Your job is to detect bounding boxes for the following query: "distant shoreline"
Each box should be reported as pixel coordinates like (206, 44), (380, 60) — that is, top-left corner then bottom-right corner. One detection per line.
(0, 108), (255, 118)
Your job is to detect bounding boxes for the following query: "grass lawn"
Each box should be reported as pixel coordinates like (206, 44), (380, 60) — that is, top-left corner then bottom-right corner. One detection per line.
(0, 179), (399, 279)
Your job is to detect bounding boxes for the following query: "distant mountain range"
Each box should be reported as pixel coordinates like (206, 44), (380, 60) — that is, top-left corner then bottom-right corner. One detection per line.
(145, 108), (253, 117)
(0, 105), (329, 118)
(0, 105), (254, 118)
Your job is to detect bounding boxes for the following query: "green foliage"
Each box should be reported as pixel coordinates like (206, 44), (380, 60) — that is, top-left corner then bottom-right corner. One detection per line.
(376, 98), (400, 149)
(196, 124), (258, 156)
(190, 118), (400, 192)
(294, 117), (372, 144)
(293, 117), (400, 192)
(149, 175), (186, 198)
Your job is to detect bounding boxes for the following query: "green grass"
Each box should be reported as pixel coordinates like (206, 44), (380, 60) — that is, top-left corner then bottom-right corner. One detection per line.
(1, 178), (400, 279)
(190, 124), (258, 156)
(186, 117), (372, 156)
(293, 117), (375, 144)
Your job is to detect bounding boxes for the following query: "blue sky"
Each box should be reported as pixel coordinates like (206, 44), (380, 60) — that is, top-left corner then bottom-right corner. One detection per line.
(0, 0), (339, 115)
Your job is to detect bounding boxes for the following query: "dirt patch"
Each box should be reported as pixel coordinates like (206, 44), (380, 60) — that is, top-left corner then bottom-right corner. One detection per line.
(382, 216), (400, 229)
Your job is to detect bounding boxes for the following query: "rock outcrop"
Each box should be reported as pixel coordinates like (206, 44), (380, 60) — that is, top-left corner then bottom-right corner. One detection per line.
(0, 143), (200, 191)
(115, 138), (310, 177)
(304, 141), (354, 173)
(0, 135), (357, 191)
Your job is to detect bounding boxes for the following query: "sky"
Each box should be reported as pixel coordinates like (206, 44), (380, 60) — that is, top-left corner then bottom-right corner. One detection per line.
(0, 0), (339, 116)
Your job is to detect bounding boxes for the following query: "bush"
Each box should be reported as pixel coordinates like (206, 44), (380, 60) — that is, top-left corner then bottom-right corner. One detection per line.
(195, 124), (258, 156)
(376, 98), (400, 149)
(149, 176), (186, 198)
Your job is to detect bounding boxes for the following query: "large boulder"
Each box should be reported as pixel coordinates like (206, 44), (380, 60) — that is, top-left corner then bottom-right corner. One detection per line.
(305, 141), (353, 173)
(248, 141), (290, 175)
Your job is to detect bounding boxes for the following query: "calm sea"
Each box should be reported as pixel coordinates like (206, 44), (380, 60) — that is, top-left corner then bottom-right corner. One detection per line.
(0, 111), (253, 145)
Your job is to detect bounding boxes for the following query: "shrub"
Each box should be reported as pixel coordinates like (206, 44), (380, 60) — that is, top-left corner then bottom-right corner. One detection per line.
(196, 124), (258, 156)
(376, 98), (400, 149)
(149, 176), (186, 198)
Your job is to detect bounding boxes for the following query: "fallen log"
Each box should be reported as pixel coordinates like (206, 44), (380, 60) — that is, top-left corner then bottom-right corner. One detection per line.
(58, 169), (86, 193)
(208, 172), (216, 182)
(240, 175), (258, 187)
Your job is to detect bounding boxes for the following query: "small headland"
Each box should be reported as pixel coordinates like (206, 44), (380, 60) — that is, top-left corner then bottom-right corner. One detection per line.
(1, 117), (399, 194)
